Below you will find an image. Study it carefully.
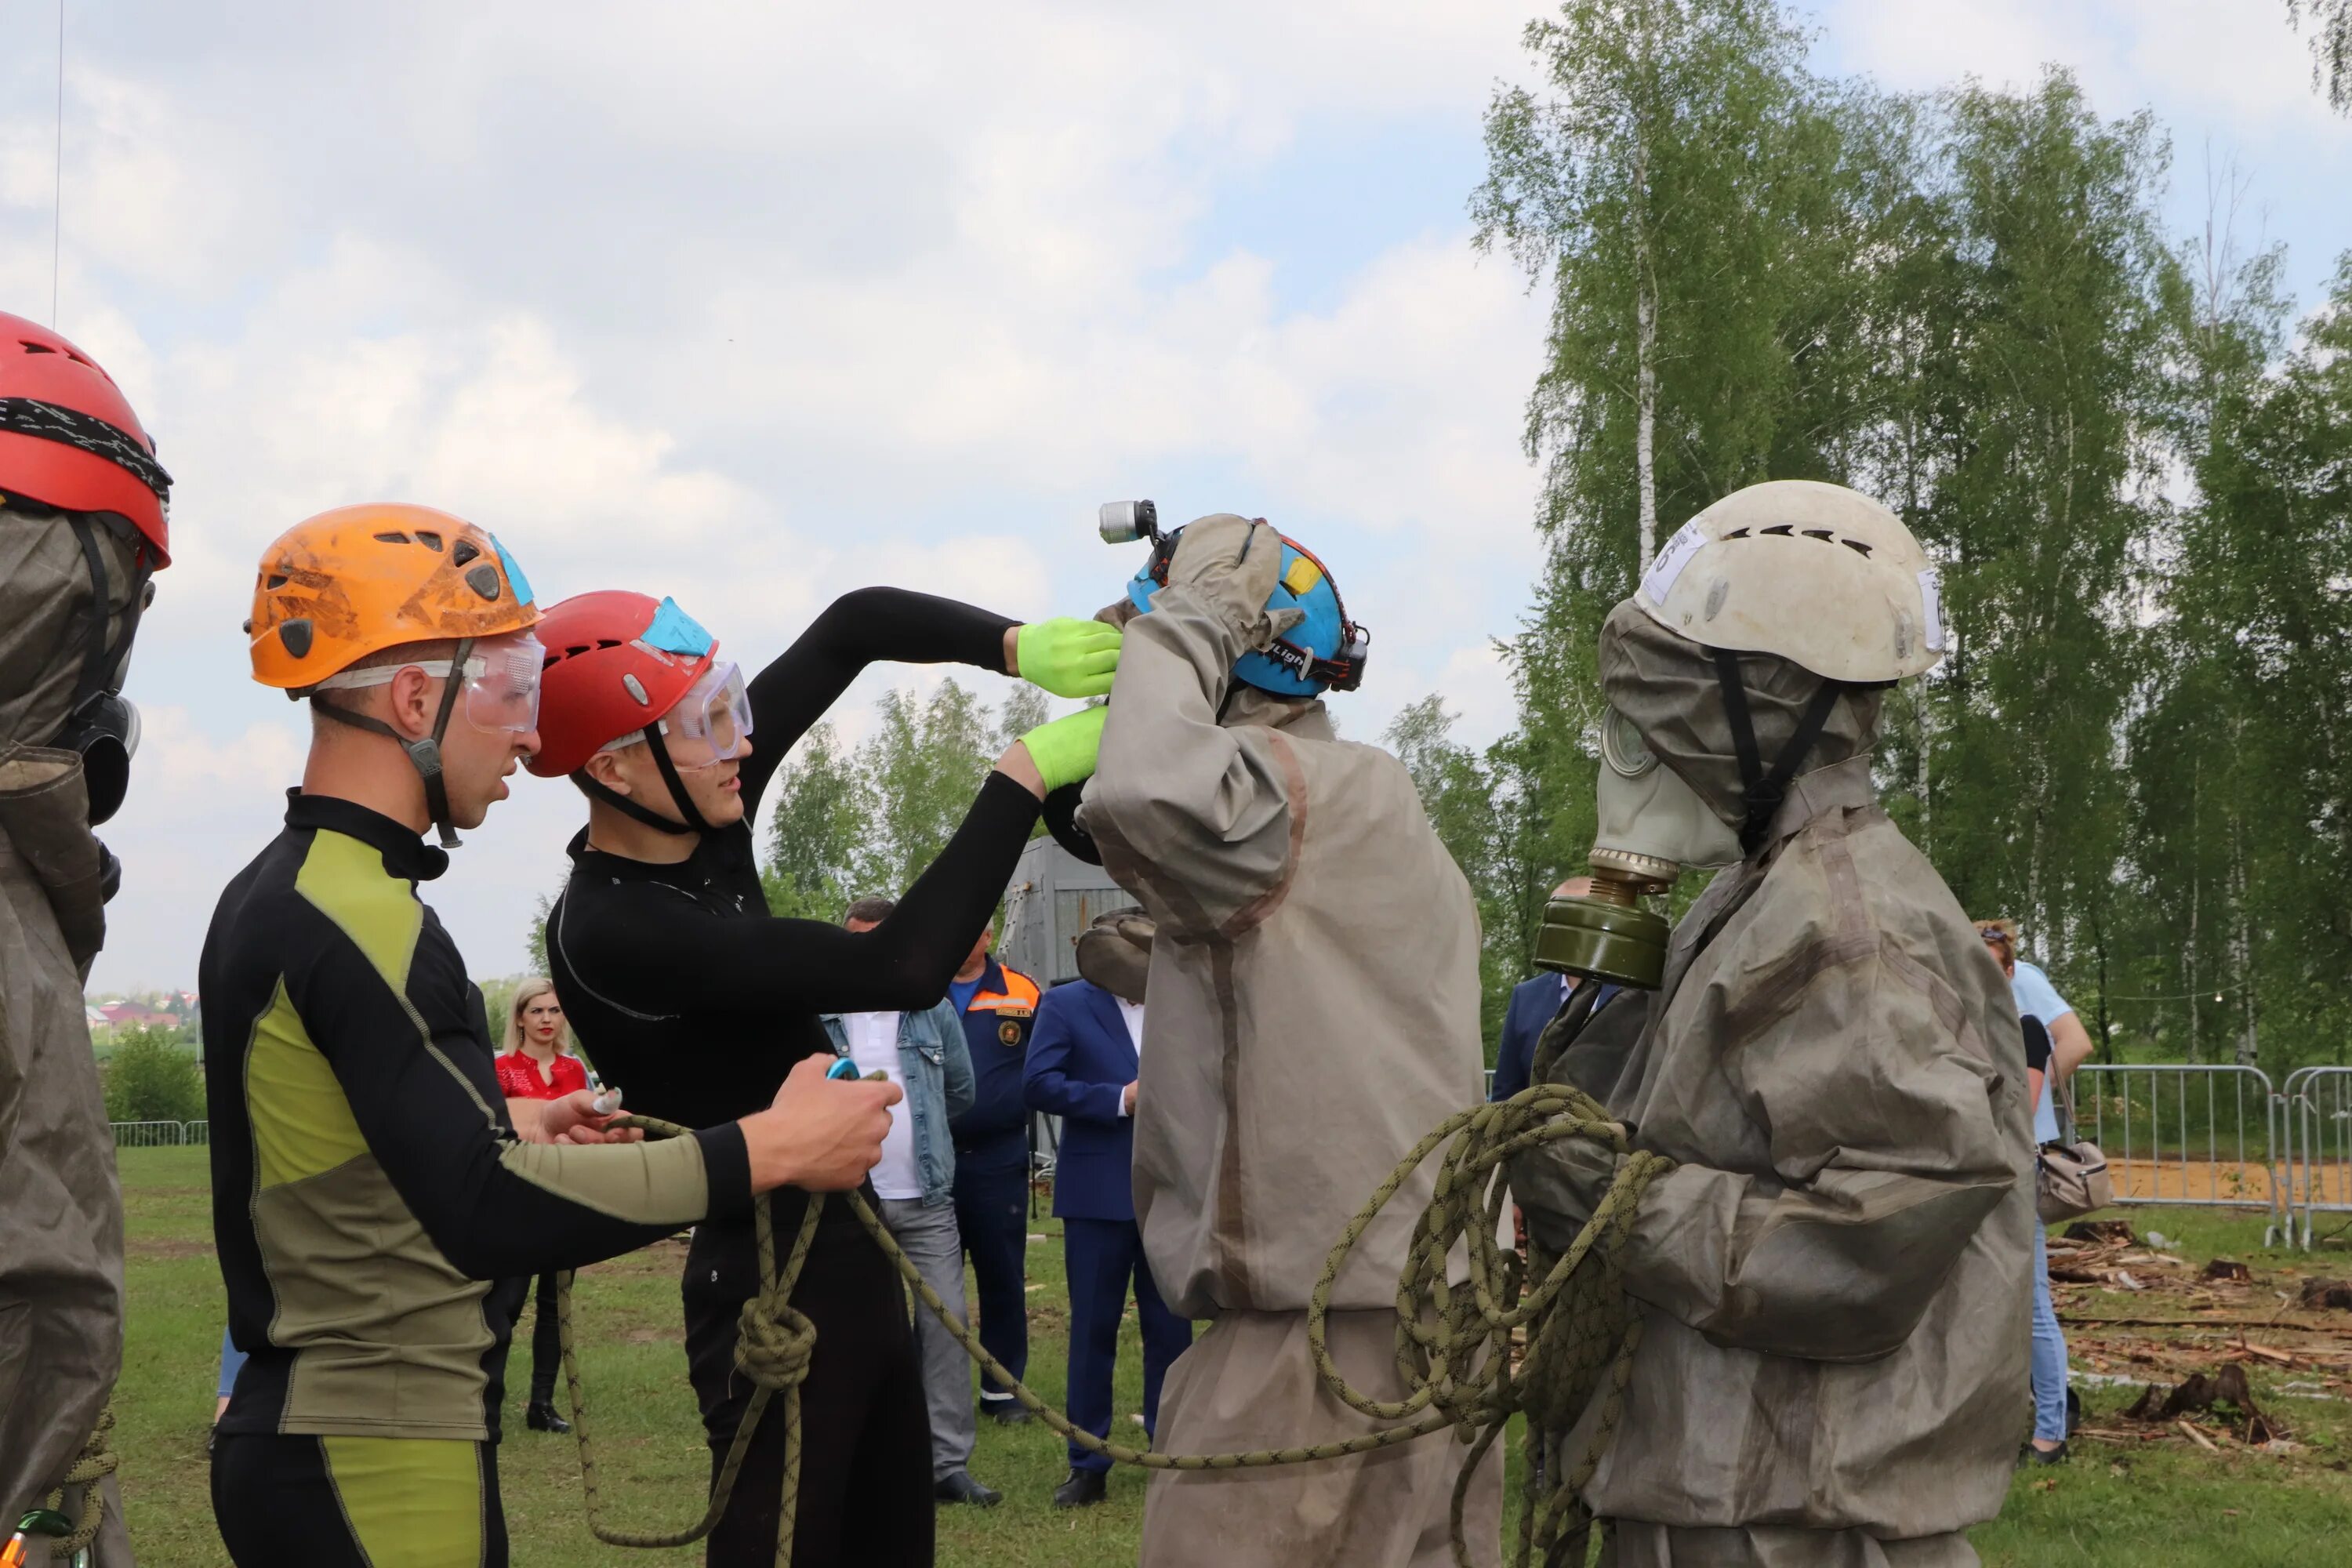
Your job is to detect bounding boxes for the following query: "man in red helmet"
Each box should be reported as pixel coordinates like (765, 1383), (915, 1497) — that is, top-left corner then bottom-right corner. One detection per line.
(0, 311), (173, 1563)
(530, 586), (1117, 1566)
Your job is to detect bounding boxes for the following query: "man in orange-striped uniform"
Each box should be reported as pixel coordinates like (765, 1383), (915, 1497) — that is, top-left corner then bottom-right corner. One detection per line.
(944, 924), (1041, 1427)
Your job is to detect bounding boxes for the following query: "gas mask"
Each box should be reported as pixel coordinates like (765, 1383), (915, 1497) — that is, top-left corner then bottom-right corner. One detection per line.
(45, 516), (154, 902)
(1535, 706), (1739, 991)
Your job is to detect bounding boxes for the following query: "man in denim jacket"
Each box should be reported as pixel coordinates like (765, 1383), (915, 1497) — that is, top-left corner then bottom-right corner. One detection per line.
(824, 897), (995, 1505)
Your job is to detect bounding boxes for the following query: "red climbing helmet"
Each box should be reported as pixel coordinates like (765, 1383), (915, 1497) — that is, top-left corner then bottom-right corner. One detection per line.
(0, 311), (171, 563)
(530, 590), (726, 779)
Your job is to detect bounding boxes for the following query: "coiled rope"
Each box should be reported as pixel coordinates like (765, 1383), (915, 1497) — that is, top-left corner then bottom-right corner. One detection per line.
(556, 993), (1664, 1568)
(37, 1401), (116, 1560)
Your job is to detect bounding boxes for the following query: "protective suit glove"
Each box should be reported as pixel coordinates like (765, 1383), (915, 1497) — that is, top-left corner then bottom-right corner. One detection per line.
(1165, 515), (1299, 651)
(1018, 705), (1109, 793)
(1016, 617), (1124, 699)
(1508, 1135), (1627, 1257)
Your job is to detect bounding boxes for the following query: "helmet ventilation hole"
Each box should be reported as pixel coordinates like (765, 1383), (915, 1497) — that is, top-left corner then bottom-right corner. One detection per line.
(278, 619), (314, 659)
(451, 539), (481, 568)
(622, 673), (650, 706)
(372, 531), (412, 544)
(414, 531), (445, 552)
(464, 564), (501, 601)
(265, 572), (289, 590)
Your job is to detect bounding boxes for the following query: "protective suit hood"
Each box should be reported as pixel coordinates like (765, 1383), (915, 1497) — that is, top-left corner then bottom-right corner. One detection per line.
(1596, 597), (1884, 849)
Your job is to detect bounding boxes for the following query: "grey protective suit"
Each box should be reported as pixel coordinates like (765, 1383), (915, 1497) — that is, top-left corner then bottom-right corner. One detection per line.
(1512, 601), (2034, 1566)
(0, 507), (140, 1562)
(1076, 515), (1501, 1568)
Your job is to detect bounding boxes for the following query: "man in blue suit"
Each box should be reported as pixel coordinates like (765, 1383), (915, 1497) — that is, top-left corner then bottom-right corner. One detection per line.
(1022, 910), (1190, 1509)
(1490, 878), (1595, 1102)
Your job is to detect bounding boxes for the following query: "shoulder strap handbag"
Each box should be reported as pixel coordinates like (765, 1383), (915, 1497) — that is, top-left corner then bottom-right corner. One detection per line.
(2035, 1070), (2113, 1225)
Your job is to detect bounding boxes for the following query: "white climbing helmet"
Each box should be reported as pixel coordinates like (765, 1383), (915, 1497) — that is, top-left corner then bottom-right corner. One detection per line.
(1633, 479), (1946, 683)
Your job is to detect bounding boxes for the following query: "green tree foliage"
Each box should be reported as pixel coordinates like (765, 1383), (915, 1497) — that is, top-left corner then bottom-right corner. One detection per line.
(2131, 257), (2352, 1068)
(2290, 0), (2352, 112)
(1457, 0), (2349, 1070)
(1904, 74), (2172, 1007)
(761, 679), (1051, 920)
(103, 1024), (205, 1124)
(761, 720), (871, 920)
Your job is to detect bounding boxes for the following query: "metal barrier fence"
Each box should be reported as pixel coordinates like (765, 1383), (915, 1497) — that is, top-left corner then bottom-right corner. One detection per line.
(2281, 1066), (2352, 1250)
(1478, 1058), (2352, 1249)
(109, 1120), (209, 1149)
(2067, 1065), (2285, 1236)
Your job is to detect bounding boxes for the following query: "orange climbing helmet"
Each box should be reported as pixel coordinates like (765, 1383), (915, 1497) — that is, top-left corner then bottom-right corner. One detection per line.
(248, 503), (539, 688)
(249, 503), (542, 849)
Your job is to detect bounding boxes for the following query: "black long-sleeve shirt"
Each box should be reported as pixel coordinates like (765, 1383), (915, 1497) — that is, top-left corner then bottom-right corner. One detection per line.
(548, 586), (1036, 1160)
(201, 792), (750, 1442)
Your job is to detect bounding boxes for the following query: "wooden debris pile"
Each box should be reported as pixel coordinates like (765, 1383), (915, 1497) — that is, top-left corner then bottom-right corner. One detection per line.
(2114, 1363), (2289, 1451)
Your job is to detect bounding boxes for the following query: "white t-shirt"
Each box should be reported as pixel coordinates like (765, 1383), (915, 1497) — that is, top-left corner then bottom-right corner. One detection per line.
(843, 1011), (923, 1200)
(1116, 1000), (1146, 1116)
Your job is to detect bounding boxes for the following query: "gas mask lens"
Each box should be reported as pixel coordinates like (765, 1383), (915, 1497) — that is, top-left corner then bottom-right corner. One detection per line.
(659, 660), (752, 769)
(463, 634), (546, 735)
(1600, 706), (1656, 778)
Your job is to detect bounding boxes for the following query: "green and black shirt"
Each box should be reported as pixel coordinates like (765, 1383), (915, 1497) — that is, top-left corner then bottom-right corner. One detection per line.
(202, 792), (751, 1441)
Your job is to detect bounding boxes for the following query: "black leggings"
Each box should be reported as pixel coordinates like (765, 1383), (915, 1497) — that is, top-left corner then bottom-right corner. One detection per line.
(527, 1270), (562, 1404)
(684, 1219), (934, 1568)
(212, 1431), (507, 1567)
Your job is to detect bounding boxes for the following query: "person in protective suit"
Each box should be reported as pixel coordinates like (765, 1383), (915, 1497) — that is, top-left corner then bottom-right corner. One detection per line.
(1075, 514), (1501, 1568)
(1510, 481), (2034, 1568)
(0, 312), (170, 1565)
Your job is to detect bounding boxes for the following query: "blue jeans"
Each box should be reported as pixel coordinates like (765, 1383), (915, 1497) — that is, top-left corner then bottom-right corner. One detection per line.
(218, 1327), (247, 1402)
(2030, 1218), (2069, 1443)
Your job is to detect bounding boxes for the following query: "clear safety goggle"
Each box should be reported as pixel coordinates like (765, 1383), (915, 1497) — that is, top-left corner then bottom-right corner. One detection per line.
(314, 634), (546, 735)
(601, 659), (753, 770)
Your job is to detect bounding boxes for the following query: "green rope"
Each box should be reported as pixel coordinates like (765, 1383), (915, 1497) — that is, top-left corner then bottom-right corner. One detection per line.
(558, 1058), (1664, 1568)
(39, 1401), (115, 1560)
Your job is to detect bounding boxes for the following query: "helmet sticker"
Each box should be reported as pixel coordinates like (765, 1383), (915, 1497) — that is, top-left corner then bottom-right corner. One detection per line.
(1640, 518), (1708, 605)
(490, 534), (535, 607)
(1918, 567), (1945, 653)
(642, 596), (716, 658)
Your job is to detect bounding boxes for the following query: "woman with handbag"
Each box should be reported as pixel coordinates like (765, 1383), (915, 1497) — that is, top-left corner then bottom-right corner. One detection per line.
(1980, 921), (2074, 1465)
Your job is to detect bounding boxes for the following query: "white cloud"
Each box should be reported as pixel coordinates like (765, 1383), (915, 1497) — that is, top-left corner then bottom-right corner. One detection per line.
(20, 1), (2346, 988)
(1820, 0), (2352, 143)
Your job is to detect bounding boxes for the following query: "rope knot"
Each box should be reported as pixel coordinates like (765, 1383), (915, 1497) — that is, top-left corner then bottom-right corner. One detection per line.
(732, 1298), (817, 1392)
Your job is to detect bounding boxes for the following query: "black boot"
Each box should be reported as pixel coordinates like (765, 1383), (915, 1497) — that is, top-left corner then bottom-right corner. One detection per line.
(933, 1471), (1002, 1507)
(1052, 1468), (1109, 1509)
(987, 1402), (1033, 1426)
(525, 1399), (572, 1434)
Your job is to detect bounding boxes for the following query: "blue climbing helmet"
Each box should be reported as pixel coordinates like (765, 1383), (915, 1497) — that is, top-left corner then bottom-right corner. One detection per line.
(1125, 524), (1369, 698)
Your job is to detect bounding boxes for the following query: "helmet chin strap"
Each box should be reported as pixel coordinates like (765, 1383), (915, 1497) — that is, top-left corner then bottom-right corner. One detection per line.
(571, 723), (715, 837)
(1711, 647), (1846, 858)
(310, 636), (474, 849)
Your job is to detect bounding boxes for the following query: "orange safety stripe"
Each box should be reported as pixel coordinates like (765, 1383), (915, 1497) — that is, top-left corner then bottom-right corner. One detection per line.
(967, 968), (1040, 1011)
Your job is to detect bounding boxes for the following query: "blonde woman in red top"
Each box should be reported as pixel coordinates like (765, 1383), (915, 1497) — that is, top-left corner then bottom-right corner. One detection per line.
(493, 977), (590, 1432)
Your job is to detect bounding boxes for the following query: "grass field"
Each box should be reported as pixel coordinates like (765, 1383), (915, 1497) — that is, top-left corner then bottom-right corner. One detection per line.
(111, 1147), (2350, 1566)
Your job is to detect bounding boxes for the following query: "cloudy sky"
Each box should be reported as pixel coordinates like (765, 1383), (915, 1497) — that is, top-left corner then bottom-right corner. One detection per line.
(2, 1), (2344, 992)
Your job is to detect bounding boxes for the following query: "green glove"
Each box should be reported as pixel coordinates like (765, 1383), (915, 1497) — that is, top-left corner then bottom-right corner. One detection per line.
(1019, 705), (1109, 793)
(1016, 617), (1123, 699)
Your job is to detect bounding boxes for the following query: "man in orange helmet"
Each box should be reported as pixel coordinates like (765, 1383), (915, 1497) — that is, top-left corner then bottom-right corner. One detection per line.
(0, 310), (172, 1566)
(203, 506), (904, 1568)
